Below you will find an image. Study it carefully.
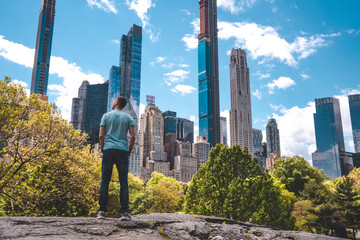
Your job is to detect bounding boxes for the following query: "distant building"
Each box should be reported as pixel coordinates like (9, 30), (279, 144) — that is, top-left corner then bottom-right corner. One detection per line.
(139, 103), (164, 168)
(266, 150), (280, 172)
(173, 142), (197, 182)
(107, 66), (121, 112)
(229, 49), (253, 155)
(353, 152), (360, 168)
(141, 145), (169, 180)
(266, 119), (281, 156)
(163, 111), (177, 135)
(70, 80), (89, 130)
(193, 136), (210, 170)
(164, 132), (177, 170)
(31, 0), (56, 96)
(177, 118), (194, 143)
(349, 94), (360, 153)
(253, 129), (266, 170)
(312, 97), (346, 179)
(220, 117), (227, 145)
(198, 0), (220, 147)
(83, 81), (109, 146)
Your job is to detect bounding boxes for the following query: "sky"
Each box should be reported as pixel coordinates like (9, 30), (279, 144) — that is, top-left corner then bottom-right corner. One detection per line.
(1, 0), (360, 163)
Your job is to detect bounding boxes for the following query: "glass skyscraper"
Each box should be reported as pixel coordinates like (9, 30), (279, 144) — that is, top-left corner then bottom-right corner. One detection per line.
(177, 118), (194, 143)
(266, 119), (281, 156)
(198, 0), (220, 147)
(312, 97), (345, 179)
(349, 94), (360, 153)
(31, 0), (56, 95)
(108, 24), (142, 118)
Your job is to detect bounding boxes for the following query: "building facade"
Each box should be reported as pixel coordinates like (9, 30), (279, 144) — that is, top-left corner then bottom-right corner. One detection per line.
(229, 49), (253, 155)
(163, 111), (177, 135)
(198, 0), (220, 147)
(173, 142), (197, 182)
(220, 116), (227, 145)
(139, 103), (164, 168)
(193, 136), (210, 170)
(266, 119), (281, 156)
(349, 94), (360, 153)
(107, 66), (121, 112)
(253, 129), (266, 170)
(312, 97), (345, 179)
(70, 80), (89, 130)
(83, 82), (109, 147)
(31, 0), (56, 96)
(177, 118), (194, 143)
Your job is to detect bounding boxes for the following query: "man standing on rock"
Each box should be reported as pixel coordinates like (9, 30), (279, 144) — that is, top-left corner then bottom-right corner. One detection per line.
(97, 96), (136, 220)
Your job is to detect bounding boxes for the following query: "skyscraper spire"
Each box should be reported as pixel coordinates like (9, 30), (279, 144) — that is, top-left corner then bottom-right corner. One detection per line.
(198, 0), (220, 147)
(31, 0), (56, 96)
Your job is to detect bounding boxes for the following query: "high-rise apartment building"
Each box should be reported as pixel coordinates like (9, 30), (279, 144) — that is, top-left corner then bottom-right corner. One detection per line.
(177, 118), (194, 143)
(220, 116), (227, 145)
(83, 82), (109, 146)
(173, 142), (197, 182)
(139, 103), (164, 168)
(107, 24), (142, 118)
(70, 80), (89, 130)
(253, 129), (263, 154)
(193, 136), (210, 170)
(312, 97), (345, 179)
(31, 0), (56, 96)
(349, 94), (360, 153)
(266, 119), (281, 156)
(229, 49), (253, 155)
(198, 0), (220, 147)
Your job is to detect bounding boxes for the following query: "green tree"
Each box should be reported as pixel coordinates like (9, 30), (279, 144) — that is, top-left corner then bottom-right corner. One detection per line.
(292, 200), (317, 232)
(184, 144), (296, 230)
(0, 77), (101, 216)
(333, 176), (360, 239)
(272, 155), (325, 196)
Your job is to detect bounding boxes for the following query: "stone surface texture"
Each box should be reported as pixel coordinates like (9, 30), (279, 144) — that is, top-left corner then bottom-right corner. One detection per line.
(0, 213), (343, 240)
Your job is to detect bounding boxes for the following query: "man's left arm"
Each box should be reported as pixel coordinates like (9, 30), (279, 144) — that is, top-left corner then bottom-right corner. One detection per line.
(99, 126), (106, 152)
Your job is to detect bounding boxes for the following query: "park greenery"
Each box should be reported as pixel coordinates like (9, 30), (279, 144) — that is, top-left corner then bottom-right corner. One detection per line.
(0, 76), (359, 238)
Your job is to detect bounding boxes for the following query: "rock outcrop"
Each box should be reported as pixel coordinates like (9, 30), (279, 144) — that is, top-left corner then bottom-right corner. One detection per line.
(0, 213), (342, 240)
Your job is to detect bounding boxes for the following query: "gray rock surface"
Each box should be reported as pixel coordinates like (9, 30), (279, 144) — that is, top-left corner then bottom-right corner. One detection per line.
(0, 213), (342, 240)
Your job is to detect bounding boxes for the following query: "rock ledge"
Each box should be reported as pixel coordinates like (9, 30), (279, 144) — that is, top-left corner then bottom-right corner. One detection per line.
(0, 213), (342, 240)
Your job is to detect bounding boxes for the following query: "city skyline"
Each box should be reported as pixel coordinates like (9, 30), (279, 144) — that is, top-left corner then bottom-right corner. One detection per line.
(1, 0), (360, 162)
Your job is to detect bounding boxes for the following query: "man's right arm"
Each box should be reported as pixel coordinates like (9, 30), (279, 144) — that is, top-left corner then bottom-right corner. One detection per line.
(128, 126), (135, 156)
(99, 126), (106, 152)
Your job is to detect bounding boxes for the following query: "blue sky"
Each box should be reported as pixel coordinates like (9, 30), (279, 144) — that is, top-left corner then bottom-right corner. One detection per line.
(1, 0), (359, 162)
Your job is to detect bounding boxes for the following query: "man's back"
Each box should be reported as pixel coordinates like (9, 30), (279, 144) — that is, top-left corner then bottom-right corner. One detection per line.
(330, 221), (347, 238)
(100, 110), (134, 151)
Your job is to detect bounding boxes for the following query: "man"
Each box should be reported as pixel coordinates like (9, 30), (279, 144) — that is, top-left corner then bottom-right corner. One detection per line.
(329, 215), (348, 238)
(97, 96), (136, 220)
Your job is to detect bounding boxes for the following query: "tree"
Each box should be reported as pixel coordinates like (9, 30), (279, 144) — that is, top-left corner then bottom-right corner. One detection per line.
(292, 200), (317, 233)
(0, 77), (101, 216)
(272, 155), (325, 196)
(184, 144), (296, 230)
(333, 176), (360, 239)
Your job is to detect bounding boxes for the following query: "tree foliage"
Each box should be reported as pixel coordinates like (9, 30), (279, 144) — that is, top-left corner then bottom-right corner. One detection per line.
(272, 155), (325, 196)
(184, 144), (296, 230)
(0, 77), (101, 216)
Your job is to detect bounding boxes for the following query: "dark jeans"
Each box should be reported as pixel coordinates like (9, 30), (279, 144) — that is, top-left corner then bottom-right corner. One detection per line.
(99, 149), (129, 213)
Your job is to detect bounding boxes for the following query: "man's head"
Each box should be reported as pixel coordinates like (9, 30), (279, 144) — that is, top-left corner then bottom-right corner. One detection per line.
(112, 96), (127, 110)
(332, 215), (340, 222)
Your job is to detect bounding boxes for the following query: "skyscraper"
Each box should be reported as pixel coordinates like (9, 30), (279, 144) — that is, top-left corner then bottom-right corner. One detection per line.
(312, 97), (345, 179)
(139, 103), (164, 168)
(349, 94), (360, 153)
(177, 118), (194, 143)
(229, 49), (253, 155)
(107, 24), (142, 118)
(198, 0), (220, 147)
(163, 110), (177, 135)
(266, 119), (281, 156)
(220, 116), (227, 145)
(31, 0), (56, 96)
(193, 136), (210, 170)
(253, 129), (266, 170)
(83, 81), (109, 146)
(70, 80), (89, 130)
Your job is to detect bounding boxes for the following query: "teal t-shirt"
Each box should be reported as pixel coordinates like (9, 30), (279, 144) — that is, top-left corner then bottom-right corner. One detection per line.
(100, 110), (135, 151)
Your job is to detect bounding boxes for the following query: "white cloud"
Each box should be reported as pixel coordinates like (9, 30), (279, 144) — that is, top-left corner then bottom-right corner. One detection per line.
(111, 39), (120, 44)
(161, 63), (175, 69)
(86, 0), (117, 14)
(178, 64), (190, 68)
(182, 18), (200, 50)
(346, 29), (355, 34)
(300, 73), (309, 79)
(216, 21), (340, 66)
(252, 89), (262, 100)
(125, 0), (158, 42)
(254, 71), (270, 79)
(220, 110), (230, 146)
(171, 84), (196, 96)
(217, 0), (258, 14)
(0, 36), (104, 120)
(150, 56), (165, 66)
(181, 9), (191, 16)
(163, 69), (190, 85)
(267, 76), (296, 94)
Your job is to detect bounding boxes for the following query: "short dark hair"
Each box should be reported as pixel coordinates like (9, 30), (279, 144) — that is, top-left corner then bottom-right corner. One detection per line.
(332, 215), (340, 222)
(113, 96), (127, 110)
